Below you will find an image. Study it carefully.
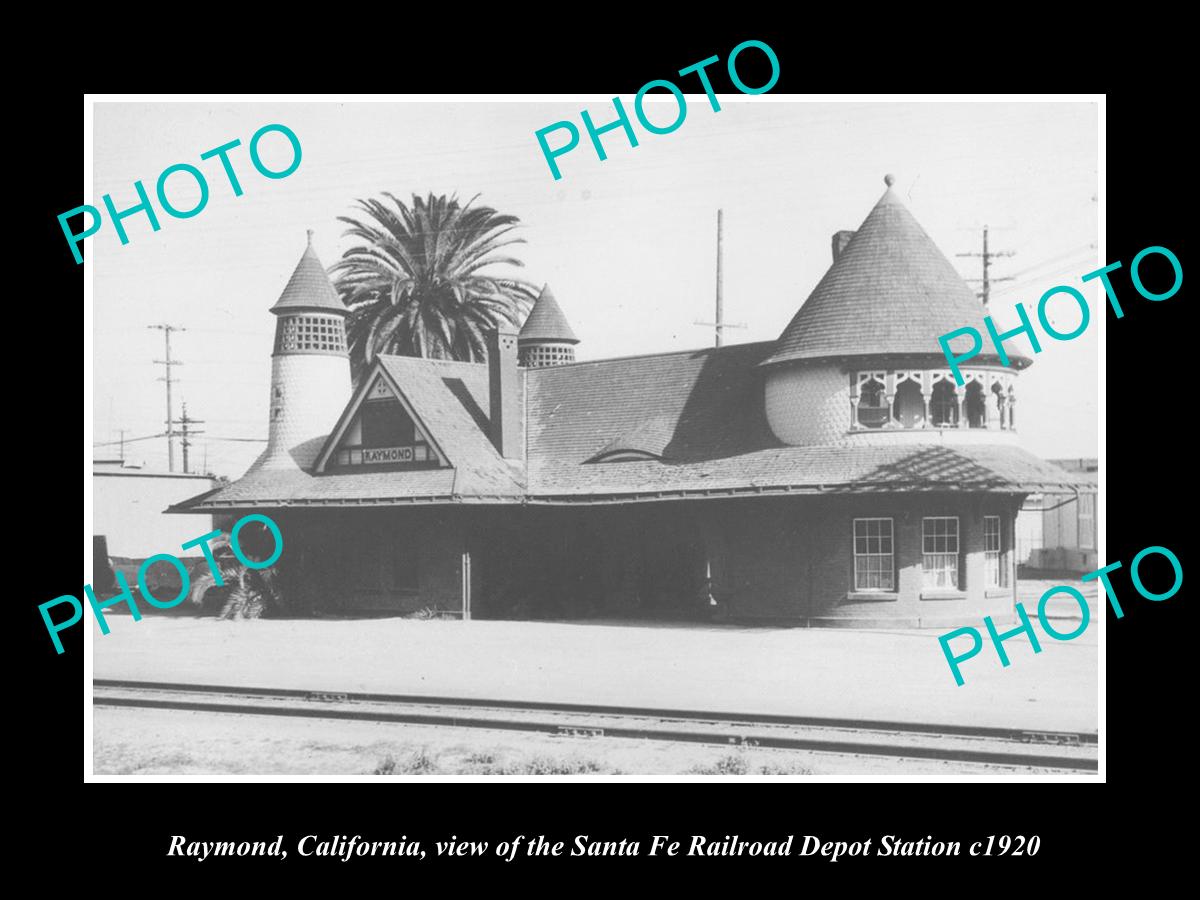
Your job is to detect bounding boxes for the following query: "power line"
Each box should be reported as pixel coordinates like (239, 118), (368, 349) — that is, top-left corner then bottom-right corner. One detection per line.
(989, 255), (1098, 301)
(93, 432), (167, 447)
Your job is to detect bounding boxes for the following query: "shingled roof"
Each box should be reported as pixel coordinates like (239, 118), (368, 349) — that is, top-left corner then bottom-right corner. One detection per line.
(269, 232), (348, 315)
(761, 178), (1030, 368)
(519, 284), (578, 343)
(176, 342), (1088, 512)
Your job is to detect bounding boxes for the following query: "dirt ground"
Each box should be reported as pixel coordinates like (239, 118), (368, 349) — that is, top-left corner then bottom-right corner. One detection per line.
(93, 609), (1098, 734)
(93, 707), (1080, 777)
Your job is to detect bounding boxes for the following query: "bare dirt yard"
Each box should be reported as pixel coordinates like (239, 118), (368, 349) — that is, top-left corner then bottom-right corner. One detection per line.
(93, 614), (1097, 734)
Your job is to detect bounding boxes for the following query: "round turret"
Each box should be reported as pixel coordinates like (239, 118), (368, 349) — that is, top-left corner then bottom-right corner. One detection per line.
(761, 177), (1029, 447)
(256, 231), (352, 471)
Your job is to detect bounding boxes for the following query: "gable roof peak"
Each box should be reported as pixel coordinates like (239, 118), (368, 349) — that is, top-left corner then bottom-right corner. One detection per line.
(520, 283), (579, 344)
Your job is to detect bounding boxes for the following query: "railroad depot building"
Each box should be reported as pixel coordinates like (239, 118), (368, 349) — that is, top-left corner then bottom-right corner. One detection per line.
(174, 178), (1089, 627)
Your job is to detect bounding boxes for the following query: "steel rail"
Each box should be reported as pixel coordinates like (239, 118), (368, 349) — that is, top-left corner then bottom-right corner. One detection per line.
(93, 679), (1098, 772)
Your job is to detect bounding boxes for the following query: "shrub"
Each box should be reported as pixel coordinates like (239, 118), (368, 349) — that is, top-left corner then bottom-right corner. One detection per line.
(373, 748), (439, 775)
(688, 753), (750, 775)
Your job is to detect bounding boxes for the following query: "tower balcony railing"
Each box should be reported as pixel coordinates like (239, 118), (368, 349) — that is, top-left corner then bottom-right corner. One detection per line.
(849, 368), (1018, 433)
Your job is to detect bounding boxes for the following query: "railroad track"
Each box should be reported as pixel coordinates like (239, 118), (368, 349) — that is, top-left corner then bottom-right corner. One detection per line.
(93, 678), (1098, 772)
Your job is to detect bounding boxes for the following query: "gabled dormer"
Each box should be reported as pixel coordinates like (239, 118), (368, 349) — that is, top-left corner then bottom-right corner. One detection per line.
(313, 363), (449, 474)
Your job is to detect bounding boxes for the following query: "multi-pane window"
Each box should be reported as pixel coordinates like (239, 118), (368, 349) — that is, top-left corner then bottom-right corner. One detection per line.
(853, 518), (895, 591)
(984, 515), (1007, 588)
(922, 517), (960, 589)
(521, 345), (576, 367)
(1078, 493), (1095, 550)
(333, 399), (436, 468)
(275, 315), (346, 354)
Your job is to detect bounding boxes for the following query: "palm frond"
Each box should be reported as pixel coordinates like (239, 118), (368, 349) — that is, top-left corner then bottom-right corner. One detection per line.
(333, 191), (537, 366)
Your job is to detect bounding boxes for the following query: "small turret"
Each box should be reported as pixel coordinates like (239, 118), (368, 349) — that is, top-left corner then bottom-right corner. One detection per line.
(518, 284), (579, 367)
(256, 231), (352, 471)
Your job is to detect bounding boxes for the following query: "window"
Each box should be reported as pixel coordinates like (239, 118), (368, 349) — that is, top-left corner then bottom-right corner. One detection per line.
(1078, 493), (1095, 550)
(892, 379), (924, 428)
(965, 381), (987, 428)
(360, 400), (416, 448)
(853, 518), (895, 591)
(930, 381), (959, 428)
(922, 517), (960, 589)
(274, 314), (346, 353)
(857, 377), (888, 429)
(984, 515), (1008, 588)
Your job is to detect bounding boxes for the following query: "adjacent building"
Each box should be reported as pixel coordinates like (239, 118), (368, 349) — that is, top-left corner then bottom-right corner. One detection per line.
(1016, 458), (1098, 573)
(174, 177), (1090, 627)
(94, 459), (216, 560)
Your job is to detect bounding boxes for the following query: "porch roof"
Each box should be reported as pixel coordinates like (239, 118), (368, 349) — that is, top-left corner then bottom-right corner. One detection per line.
(171, 441), (1089, 510)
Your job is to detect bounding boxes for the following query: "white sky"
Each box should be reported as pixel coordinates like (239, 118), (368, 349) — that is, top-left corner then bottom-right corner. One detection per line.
(91, 99), (1098, 477)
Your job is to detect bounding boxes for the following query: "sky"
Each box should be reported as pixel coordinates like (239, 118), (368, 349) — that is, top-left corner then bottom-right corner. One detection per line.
(91, 99), (1099, 477)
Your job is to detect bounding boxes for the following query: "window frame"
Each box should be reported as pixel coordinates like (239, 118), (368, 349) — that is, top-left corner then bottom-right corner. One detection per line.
(983, 515), (1007, 588)
(921, 516), (961, 589)
(852, 517), (896, 593)
(856, 376), (888, 429)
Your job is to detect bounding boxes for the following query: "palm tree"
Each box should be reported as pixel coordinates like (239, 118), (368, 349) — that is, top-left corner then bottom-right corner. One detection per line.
(188, 535), (285, 620)
(332, 192), (539, 378)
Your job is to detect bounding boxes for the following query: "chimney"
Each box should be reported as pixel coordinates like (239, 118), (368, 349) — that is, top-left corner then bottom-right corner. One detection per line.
(831, 230), (856, 262)
(486, 328), (522, 459)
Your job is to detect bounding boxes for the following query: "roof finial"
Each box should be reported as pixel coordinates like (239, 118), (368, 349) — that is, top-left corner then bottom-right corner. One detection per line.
(306, 229), (314, 246)
(884, 173), (896, 187)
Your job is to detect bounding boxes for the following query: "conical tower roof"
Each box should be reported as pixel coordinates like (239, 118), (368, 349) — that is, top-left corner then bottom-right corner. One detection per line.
(762, 176), (1025, 367)
(519, 284), (579, 344)
(269, 231), (348, 315)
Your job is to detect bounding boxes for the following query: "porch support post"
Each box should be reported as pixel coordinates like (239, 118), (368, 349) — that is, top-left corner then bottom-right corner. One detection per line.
(461, 546), (471, 621)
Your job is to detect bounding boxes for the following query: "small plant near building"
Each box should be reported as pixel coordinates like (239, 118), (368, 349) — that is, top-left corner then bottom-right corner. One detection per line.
(188, 534), (285, 620)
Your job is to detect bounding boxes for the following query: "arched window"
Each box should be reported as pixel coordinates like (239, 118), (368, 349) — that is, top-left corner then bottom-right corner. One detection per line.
(930, 381), (959, 428)
(990, 382), (1006, 429)
(893, 379), (924, 428)
(965, 381), (986, 428)
(857, 376), (887, 428)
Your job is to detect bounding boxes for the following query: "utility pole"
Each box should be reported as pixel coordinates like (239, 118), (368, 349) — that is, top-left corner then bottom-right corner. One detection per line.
(175, 402), (205, 474)
(117, 429), (126, 463)
(149, 324), (185, 472)
(695, 209), (745, 346)
(957, 225), (1015, 307)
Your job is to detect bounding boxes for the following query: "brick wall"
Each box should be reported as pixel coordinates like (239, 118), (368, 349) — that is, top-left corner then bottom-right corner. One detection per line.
(276, 494), (1023, 628)
(708, 494), (1021, 627)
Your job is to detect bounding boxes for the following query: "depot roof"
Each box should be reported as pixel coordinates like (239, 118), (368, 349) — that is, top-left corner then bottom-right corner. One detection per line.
(175, 342), (1085, 512)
